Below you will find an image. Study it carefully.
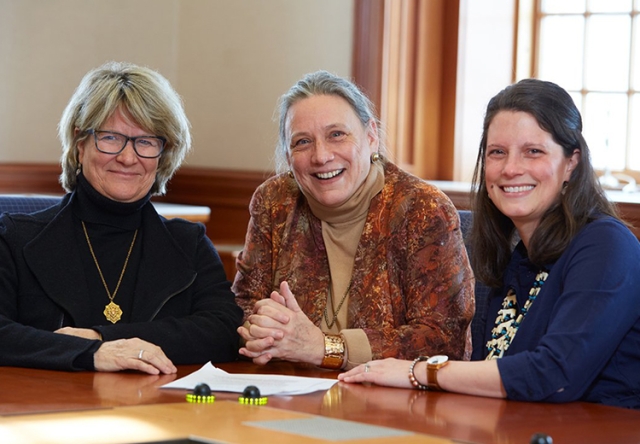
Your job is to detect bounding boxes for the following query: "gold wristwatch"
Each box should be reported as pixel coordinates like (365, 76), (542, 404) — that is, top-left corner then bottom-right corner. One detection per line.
(426, 355), (449, 391)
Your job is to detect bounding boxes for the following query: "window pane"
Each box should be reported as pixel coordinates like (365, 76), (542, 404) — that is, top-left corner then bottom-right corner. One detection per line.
(541, 0), (585, 13)
(585, 15), (631, 91)
(629, 95), (640, 169)
(588, 0), (632, 13)
(634, 15), (640, 89)
(570, 92), (583, 110)
(539, 17), (584, 89)
(583, 93), (628, 170)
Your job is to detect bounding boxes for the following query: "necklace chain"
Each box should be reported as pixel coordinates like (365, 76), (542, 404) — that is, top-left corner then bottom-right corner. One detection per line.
(485, 269), (548, 360)
(324, 284), (351, 329)
(81, 221), (138, 324)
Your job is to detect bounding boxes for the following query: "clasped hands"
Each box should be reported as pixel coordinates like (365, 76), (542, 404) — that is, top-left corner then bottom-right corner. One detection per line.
(55, 327), (176, 375)
(238, 281), (325, 366)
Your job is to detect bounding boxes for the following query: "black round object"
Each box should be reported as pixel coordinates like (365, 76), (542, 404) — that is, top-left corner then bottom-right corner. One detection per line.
(242, 385), (261, 399)
(530, 433), (553, 444)
(193, 383), (212, 397)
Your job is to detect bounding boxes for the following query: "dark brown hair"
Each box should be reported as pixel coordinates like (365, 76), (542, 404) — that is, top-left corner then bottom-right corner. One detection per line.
(469, 78), (619, 287)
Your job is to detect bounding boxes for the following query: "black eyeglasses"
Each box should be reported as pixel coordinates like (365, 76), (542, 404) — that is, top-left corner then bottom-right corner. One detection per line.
(88, 129), (165, 159)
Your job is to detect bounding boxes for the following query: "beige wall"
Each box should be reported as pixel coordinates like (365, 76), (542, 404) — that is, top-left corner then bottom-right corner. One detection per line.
(0, 0), (354, 172)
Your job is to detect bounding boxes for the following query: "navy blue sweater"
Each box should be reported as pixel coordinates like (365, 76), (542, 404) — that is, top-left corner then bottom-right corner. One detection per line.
(476, 216), (640, 408)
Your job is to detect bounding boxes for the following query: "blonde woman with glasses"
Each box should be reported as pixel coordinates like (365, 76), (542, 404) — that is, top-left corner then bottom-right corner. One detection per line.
(0, 62), (242, 374)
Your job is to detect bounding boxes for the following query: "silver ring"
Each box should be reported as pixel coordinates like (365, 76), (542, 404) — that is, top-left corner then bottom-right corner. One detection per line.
(364, 363), (370, 373)
(138, 349), (144, 360)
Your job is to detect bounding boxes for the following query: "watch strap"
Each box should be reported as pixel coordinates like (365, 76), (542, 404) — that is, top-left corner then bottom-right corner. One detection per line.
(426, 359), (448, 391)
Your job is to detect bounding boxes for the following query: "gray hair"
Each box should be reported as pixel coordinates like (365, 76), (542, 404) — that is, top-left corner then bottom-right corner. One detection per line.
(274, 70), (385, 173)
(58, 61), (191, 195)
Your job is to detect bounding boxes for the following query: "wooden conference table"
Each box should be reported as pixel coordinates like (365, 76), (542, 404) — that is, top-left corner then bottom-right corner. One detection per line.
(1, 362), (639, 444)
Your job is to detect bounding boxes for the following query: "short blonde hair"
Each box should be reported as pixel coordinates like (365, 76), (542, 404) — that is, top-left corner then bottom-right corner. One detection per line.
(58, 61), (191, 195)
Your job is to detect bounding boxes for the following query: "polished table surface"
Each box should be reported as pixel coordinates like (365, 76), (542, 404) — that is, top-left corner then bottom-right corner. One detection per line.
(1, 361), (639, 444)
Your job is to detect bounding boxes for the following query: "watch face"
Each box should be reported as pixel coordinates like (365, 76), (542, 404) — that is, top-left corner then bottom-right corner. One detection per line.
(427, 355), (448, 365)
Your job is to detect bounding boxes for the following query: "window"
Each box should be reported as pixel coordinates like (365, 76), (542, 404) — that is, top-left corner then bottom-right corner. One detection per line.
(532, 0), (640, 177)
(354, 0), (520, 182)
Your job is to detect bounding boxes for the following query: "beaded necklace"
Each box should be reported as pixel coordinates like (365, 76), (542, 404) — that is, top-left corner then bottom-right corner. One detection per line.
(485, 269), (548, 360)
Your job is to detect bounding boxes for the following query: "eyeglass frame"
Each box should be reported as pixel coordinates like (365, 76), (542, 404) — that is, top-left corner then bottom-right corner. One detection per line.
(86, 129), (166, 159)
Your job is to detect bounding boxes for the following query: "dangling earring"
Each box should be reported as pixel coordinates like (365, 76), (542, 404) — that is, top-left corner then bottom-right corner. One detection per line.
(287, 170), (294, 179)
(76, 163), (82, 176)
(370, 152), (380, 163)
(561, 181), (568, 195)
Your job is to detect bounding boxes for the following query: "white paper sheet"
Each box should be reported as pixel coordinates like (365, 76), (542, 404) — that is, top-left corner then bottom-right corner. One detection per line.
(161, 362), (338, 396)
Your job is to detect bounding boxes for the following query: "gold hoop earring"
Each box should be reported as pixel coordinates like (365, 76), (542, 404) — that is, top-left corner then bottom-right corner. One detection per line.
(370, 152), (380, 163)
(287, 170), (294, 179)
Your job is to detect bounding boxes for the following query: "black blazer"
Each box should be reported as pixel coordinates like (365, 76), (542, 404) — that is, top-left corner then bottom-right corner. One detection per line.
(0, 192), (242, 370)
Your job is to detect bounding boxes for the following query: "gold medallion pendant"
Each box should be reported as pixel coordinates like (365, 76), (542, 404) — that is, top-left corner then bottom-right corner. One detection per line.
(104, 301), (123, 324)
(82, 220), (138, 325)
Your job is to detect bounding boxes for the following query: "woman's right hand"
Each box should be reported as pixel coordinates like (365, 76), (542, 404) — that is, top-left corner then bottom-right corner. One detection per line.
(238, 281), (325, 366)
(339, 358), (416, 388)
(93, 338), (177, 375)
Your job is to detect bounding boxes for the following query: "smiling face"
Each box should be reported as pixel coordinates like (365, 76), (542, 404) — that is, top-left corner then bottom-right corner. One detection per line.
(485, 110), (579, 245)
(77, 109), (159, 203)
(285, 94), (379, 208)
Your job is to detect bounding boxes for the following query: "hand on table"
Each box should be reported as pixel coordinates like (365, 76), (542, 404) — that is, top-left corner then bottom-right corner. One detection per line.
(94, 338), (176, 375)
(238, 281), (325, 366)
(339, 358), (417, 389)
(56, 328), (176, 375)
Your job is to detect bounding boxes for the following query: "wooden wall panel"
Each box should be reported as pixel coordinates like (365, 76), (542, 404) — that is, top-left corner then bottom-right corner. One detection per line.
(3, 162), (640, 255)
(0, 163), (66, 195)
(0, 163), (268, 279)
(152, 166), (271, 244)
(0, 163), (269, 246)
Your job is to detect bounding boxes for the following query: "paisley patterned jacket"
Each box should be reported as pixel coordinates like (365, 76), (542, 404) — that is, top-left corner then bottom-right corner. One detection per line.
(233, 162), (474, 361)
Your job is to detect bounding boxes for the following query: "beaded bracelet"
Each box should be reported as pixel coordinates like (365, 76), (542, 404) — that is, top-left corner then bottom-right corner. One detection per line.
(408, 356), (429, 390)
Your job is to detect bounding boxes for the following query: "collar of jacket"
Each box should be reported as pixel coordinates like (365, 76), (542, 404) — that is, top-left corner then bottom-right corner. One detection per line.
(23, 191), (197, 324)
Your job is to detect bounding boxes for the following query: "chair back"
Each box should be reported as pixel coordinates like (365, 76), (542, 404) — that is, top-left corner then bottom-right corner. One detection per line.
(458, 210), (492, 355)
(0, 195), (62, 214)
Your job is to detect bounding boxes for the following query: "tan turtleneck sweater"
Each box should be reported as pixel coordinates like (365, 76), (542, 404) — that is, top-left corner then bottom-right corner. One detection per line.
(302, 160), (385, 368)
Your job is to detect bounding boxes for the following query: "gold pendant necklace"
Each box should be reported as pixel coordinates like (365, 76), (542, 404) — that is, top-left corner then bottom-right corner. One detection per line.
(81, 221), (138, 324)
(323, 283), (351, 329)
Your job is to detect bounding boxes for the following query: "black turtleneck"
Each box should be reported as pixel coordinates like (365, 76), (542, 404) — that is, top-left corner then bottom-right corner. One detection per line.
(71, 173), (151, 328)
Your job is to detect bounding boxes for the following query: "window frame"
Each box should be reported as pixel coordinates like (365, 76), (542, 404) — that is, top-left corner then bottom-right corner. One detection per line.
(352, 0), (459, 181)
(524, 0), (640, 184)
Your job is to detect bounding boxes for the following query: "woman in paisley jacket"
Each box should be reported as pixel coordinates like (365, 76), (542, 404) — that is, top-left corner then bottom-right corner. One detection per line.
(233, 70), (474, 370)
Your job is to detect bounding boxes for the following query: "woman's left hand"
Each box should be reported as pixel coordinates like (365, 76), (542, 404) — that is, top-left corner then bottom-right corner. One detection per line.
(55, 327), (102, 340)
(339, 358), (417, 389)
(239, 281), (325, 366)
